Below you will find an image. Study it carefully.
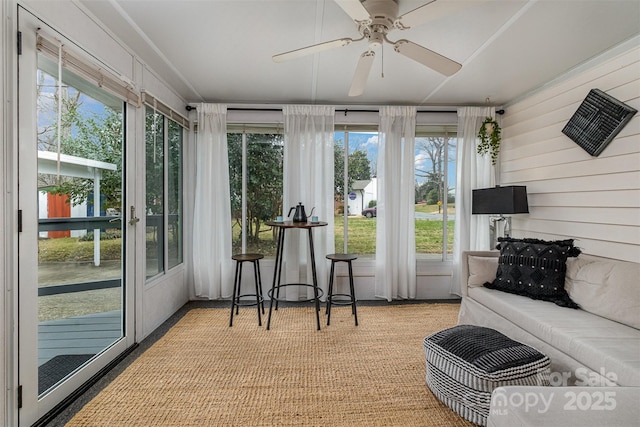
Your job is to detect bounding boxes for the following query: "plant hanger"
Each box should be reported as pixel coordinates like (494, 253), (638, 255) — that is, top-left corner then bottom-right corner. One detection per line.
(477, 116), (502, 165)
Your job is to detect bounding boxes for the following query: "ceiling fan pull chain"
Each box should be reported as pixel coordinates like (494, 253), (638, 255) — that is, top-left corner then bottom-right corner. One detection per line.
(381, 43), (385, 78)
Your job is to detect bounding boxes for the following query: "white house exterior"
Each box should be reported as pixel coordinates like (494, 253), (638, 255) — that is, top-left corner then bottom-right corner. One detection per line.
(348, 178), (377, 215)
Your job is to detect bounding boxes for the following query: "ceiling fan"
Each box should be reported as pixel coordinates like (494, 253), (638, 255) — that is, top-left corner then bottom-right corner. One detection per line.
(273, 0), (476, 96)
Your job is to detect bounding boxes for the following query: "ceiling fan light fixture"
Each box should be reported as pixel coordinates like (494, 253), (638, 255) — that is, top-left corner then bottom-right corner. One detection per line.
(368, 30), (384, 48)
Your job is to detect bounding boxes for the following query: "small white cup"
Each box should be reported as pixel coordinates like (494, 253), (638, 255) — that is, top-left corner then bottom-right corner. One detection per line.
(311, 216), (318, 223)
(276, 215), (283, 222)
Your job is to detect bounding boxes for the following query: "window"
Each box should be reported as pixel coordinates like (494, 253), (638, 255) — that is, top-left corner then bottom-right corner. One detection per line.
(145, 107), (184, 279)
(334, 130), (378, 255)
(414, 127), (456, 259)
(145, 108), (164, 278)
(228, 114), (455, 262)
(228, 130), (284, 256)
(333, 126), (456, 260)
(167, 120), (183, 269)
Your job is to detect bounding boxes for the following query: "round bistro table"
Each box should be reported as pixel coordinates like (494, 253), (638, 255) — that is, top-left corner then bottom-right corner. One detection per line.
(264, 220), (328, 330)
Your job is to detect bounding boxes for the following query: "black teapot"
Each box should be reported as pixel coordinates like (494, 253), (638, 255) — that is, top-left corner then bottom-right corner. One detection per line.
(288, 202), (307, 222)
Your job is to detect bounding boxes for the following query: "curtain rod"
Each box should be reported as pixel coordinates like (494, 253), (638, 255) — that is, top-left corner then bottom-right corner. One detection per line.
(185, 106), (505, 115)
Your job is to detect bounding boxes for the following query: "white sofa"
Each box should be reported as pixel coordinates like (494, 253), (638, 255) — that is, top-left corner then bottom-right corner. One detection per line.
(457, 250), (640, 426)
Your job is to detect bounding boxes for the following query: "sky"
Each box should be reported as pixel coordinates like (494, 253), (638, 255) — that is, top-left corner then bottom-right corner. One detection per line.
(335, 131), (457, 189)
(37, 69), (118, 157)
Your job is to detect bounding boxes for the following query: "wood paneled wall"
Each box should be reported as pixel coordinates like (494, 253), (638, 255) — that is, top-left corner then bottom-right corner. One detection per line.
(500, 40), (640, 262)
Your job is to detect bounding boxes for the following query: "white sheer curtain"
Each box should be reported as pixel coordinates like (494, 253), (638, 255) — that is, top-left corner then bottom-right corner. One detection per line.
(375, 106), (417, 301)
(451, 106), (495, 295)
(192, 103), (233, 298)
(282, 105), (335, 301)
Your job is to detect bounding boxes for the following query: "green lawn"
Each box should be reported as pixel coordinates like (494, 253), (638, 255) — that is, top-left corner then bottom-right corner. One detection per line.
(39, 237), (122, 263)
(234, 204), (455, 256)
(415, 202), (456, 215)
(39, 204), (455, 262)
(334, 216), (454, 254)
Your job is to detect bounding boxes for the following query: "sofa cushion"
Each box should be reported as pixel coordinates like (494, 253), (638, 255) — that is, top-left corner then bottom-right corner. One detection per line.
(485, 238), (580, 308)
(468, 255), (499, 287)
(565, 256), (640, 329)
(468, 286), (640, 386)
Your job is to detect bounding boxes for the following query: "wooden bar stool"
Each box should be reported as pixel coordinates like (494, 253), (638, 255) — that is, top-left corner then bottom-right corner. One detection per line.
(230, 253), (265, 327)
(325, 253), (358, 326)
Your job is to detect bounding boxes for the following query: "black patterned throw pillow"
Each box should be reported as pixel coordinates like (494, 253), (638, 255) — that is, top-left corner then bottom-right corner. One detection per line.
(484, 237), (581, 308)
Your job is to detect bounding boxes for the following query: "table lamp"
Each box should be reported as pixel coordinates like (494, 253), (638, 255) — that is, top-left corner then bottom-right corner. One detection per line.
(472, 185), (529, 245)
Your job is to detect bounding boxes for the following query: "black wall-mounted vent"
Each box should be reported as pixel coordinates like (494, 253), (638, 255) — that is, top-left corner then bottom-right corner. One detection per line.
(562, 89), (637, 157)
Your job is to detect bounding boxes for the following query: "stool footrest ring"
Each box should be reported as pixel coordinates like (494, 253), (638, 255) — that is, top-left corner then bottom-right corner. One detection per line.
(267, 283), (324, 303)
(327, 294), (356, 306)
(234, 293), (264, 307)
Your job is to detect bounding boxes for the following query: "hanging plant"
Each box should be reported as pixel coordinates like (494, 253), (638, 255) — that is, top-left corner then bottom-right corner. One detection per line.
(477, 116), (502, 165)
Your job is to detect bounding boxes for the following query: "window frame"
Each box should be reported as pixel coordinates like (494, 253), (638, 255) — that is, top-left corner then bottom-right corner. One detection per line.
(227, 127), (284, 256)
(144, 106), (185, 281)
(333, 128), (379, 256)
(414, 126), (457, 261)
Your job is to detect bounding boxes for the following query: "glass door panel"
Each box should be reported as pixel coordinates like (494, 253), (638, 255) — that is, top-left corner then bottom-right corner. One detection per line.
(35, 56), (124, 396)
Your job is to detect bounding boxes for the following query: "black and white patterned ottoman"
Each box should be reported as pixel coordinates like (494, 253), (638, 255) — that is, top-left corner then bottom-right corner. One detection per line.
(423, 325), (550, 426)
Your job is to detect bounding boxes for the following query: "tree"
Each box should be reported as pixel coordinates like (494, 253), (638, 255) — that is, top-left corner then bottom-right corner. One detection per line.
(334, 141), (372, 198)
(37, 71), (80, 189)
(334, 142), (346, 197)
(167, 120), (183, 215)
(145, 110), (164, 215)
(37, 67), (124, 211)
(49, 102), (123, 210)
(415, 137), (445, 204)
(349, 150), (371, 180)
(415, 180), (428, 203)
(228, 133), (284, 241)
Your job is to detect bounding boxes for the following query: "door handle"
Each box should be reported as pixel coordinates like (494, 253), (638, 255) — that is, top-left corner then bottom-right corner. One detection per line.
(129, 206), (140, 225)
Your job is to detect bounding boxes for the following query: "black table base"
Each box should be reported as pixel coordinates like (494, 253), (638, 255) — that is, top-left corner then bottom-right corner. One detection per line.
(266, 222), (327, 330)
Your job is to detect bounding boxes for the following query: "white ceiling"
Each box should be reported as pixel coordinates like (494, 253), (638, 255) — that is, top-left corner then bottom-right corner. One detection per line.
(78, 0), (640, 108)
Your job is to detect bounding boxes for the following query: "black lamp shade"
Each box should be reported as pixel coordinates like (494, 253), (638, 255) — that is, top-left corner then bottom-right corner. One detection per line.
(472, 186), (529, 214)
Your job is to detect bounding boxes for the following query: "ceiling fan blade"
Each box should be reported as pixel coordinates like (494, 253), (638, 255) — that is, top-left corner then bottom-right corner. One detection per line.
(393, 40), (461, 76)
(334, 0), (371, 23)
(349, 51), (375, 97)
(273, 38), (355, 63)
(396, 0), (487, 30)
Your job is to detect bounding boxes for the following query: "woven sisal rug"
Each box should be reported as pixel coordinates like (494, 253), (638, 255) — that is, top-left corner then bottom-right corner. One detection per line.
(67, 303), (473, 426)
